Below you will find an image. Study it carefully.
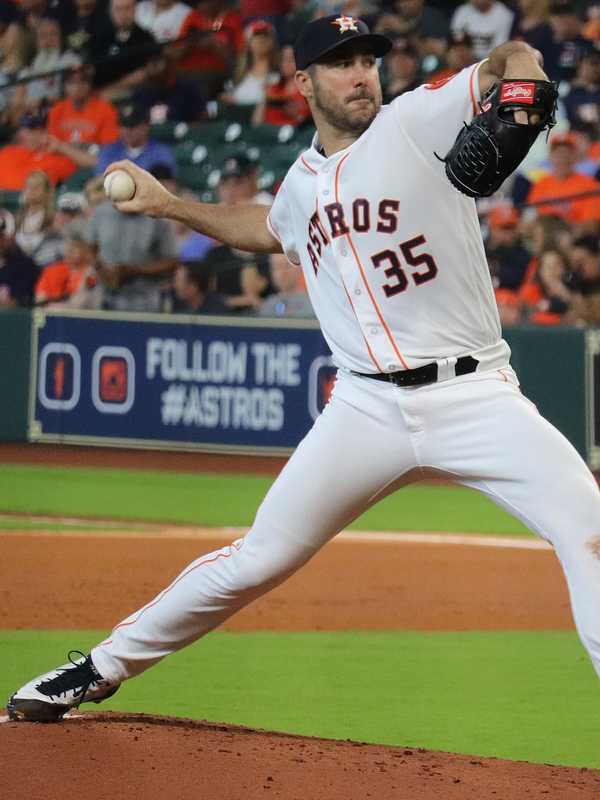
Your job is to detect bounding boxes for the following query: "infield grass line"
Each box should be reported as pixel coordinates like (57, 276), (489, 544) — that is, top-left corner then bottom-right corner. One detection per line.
(0, 464), (533, 536)
(0, 522), (550, 549)
(0, 516), (147, 533)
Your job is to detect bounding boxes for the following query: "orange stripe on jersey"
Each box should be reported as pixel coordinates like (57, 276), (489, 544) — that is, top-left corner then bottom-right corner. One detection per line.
(425, 74), (455, 90)
(335, 152), (410, 371)
(100, 540), (246, 646)
(469, 64), (478, 118)
(342, 284), (383, 372)
(301, 155), (318, 175)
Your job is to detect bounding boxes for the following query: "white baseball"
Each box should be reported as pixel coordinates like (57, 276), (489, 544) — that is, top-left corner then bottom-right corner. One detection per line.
(104, 169), (136, 202)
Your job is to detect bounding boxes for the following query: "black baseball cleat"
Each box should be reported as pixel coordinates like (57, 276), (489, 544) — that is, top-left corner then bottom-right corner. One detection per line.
(7, 650), (120, 722)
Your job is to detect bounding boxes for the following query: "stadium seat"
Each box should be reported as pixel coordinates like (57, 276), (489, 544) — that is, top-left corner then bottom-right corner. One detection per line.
(260, 144), (303, 174)
(61, 168), (94, 192)
(176, 163), (220, 193)
(184, 120), (243, 146)
(295, 126), (316, 149)
(175, 140), (248, 170)
(257, 169), (278, 192)
(0, 189), (20, 213)
(243, 123), (294, 147)
(175, 140), (210, 166)
(150, 121), (191, 143)
(215, 103), (257, 124)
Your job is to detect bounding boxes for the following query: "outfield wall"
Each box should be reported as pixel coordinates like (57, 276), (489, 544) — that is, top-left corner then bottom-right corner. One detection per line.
(0, 309), (31, 443)
(1, 308), (598, 465)
(27, 308), (332, 455)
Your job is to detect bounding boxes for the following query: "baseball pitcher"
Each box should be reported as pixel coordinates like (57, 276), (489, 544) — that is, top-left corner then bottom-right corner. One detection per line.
(9, 15), (600, 722)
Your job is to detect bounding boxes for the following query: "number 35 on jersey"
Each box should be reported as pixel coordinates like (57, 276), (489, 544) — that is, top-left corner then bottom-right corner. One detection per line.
(307, 198), (438, 297)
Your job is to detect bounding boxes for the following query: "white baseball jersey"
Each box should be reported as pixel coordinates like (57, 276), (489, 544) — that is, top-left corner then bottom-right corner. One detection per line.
(135, 1), (191, 42)
(267, 62), (510, 375)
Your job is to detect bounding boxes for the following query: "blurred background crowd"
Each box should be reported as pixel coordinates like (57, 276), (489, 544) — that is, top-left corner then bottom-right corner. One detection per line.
(1, 0), (600, 326)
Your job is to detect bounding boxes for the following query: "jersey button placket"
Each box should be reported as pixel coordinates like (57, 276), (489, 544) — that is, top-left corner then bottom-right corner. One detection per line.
(327, 161), (398, 370)
(341, 240), (390, 366)
(353, 271), (400, 371)
(318, 165), (330, 201)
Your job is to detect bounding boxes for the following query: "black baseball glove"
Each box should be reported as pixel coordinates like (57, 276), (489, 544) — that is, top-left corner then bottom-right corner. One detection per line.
(437, 79), (558, 198)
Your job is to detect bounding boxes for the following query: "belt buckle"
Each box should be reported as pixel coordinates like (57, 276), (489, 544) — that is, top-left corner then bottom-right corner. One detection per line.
(436, 357), (458, 383)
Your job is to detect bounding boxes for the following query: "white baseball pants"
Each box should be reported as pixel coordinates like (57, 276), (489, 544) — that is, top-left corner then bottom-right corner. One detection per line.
(92, 367), (600, 683)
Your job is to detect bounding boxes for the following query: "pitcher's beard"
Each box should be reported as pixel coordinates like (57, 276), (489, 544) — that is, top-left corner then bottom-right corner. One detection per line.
(313, 86), (379, 136)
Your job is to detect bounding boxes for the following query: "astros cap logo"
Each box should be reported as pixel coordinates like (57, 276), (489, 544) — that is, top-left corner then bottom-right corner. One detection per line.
(332, 15), (359, 34)
(293, 14), (391, 70)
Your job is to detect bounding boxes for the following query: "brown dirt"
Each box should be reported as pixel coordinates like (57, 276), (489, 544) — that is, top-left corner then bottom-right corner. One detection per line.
(0, 443), (596, 797)
(0, 442), (287, 475)
(3, 714), (600, 800)
(0, 532), (572, 631)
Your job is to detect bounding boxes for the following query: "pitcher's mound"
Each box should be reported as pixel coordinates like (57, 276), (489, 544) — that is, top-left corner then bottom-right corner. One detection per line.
(1, 712), (599, 799)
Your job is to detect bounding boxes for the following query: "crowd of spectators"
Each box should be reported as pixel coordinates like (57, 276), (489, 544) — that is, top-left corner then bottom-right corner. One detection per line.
(0, 0), (600, 327)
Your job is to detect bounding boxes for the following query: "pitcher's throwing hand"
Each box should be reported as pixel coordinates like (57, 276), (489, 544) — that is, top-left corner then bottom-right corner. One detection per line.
(104, 160), (174, 218)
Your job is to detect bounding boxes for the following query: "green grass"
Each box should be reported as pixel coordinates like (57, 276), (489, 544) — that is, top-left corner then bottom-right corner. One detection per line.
(0, 464), (531, 536)
(0, 520), (111, 532)
(2, 630), (598, 767)
(0, 517), (143, 532)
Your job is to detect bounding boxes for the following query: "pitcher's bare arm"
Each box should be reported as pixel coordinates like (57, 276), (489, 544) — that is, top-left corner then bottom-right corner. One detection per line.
(105, 160), (282, 255)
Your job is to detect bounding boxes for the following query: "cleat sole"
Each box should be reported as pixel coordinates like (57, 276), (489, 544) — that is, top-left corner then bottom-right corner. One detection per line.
(7, 696), (69, 723)
(7, 684), (120, 723)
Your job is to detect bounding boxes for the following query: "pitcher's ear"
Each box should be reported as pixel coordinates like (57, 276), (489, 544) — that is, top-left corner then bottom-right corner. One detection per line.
(295, 68), (313, 100)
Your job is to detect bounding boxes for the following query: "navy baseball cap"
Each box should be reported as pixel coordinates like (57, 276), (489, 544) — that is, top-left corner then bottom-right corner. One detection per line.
(294, 15), (392, 71)
(220, 154), (256, 179)
(20, 109), (47, 129)
(119, 102), (150, 127)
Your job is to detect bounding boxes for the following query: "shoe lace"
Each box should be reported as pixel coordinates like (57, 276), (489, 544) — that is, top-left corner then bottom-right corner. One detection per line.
(36, 650), (99, 704)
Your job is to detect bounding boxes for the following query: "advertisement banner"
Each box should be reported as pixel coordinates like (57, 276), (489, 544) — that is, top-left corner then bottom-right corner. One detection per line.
(29, 310), (336, 454)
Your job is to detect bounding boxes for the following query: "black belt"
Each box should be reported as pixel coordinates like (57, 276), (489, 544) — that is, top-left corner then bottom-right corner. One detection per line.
(352, 355), (479, 387)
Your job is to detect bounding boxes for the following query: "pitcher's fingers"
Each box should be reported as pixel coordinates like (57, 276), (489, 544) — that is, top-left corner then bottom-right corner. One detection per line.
(104, 160), (148, 180)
